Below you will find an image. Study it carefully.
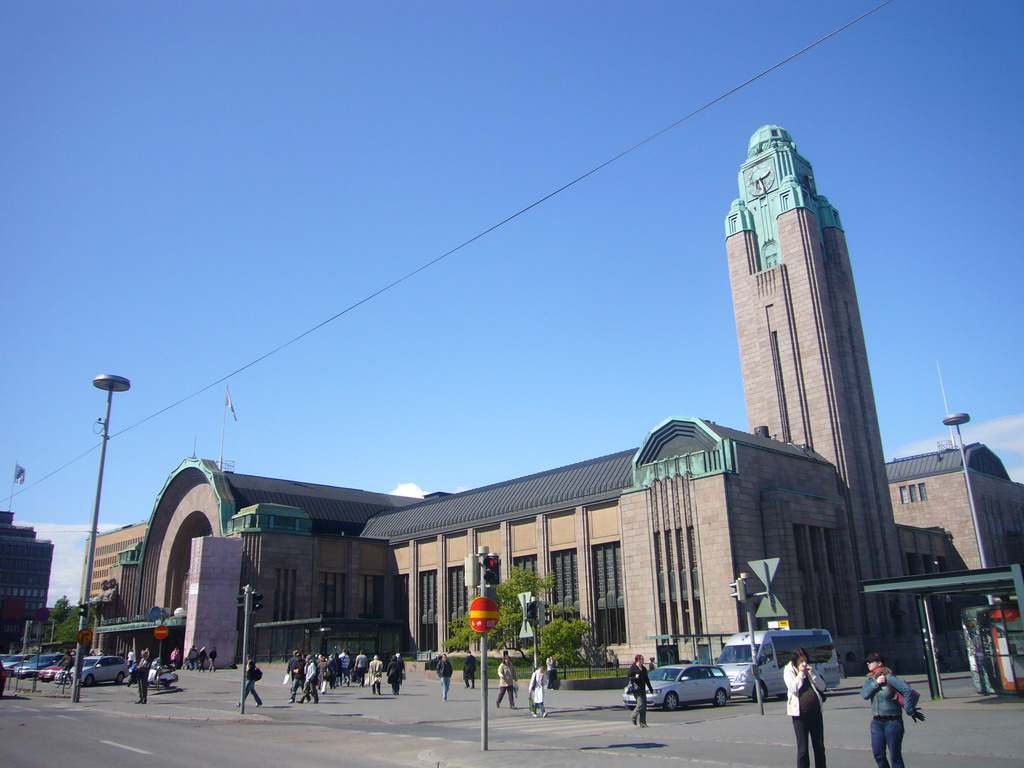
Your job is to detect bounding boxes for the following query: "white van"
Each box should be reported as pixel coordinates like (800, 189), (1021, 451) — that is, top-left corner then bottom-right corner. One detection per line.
(715, 629), (841, 700)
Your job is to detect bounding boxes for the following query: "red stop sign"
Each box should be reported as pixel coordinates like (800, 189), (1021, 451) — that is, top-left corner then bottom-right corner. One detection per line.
(469, 596), (499, 633)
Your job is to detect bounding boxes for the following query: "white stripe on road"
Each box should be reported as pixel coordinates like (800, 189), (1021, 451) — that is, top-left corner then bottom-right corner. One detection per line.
(56, 714), (75, 719)
(100, 740), (152, 755)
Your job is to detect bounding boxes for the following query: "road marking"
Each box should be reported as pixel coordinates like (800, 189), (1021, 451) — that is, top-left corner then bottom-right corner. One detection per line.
(16, 707), (41, 712)
(100, 740), (152, 755)
(56, 714), (75, 719)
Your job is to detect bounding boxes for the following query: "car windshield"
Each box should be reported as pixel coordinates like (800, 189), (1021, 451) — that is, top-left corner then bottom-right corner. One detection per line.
(83, 657), (102, 666)
(716, 645), (753, 664)
(648, 667), (682, 682)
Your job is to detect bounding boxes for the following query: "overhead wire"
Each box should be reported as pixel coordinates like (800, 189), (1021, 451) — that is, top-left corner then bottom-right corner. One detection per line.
(4, 0), (895, 505)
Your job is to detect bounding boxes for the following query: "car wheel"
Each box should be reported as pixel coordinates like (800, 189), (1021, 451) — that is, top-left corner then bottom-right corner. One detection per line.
(115, 672), (124, 685)
(751, 680), (767, 701)
(84, 674), (95, 687)
(663, 692), (680, 711)
(713, 688), (727, 707)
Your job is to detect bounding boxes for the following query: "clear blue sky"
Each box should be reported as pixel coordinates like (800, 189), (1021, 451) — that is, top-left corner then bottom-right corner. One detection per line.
(3, 1), (1021, 605)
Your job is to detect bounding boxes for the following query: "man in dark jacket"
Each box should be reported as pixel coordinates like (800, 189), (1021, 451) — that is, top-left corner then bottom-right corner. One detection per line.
(287, 651), (305, 703)
(628, 653), (655, 727)
(463, 651), (477, 689)
(436, 653), (454, 701)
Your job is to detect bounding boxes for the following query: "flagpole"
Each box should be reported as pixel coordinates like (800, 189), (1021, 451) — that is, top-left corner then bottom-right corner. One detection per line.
(8, 463), (16, 513)
(219, 395), (228, 471)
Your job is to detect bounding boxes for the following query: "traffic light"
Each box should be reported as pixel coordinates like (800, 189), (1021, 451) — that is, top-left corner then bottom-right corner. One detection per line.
(237, 593), (246, 609)
(79, 603), (89, 618)
(251, 592), (263, 612)
(729, 575), (748, 602)
(534, 599), (547, 628)
(525, 600), (538, 623)
(481, 554), (501, 586)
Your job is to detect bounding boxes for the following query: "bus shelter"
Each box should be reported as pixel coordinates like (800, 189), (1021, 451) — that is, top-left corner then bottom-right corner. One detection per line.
(862, 564), (1023, 699)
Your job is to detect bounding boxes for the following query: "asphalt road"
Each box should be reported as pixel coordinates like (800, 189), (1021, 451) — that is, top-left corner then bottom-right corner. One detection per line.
(2, 668), (1021, 767)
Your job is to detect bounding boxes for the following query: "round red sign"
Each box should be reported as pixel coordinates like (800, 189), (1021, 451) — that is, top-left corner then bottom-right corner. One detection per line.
(153, 624), (169, 640)
(469, 596), (500, 633)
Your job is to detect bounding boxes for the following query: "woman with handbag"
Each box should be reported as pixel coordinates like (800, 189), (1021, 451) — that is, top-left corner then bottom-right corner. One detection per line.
(628, 654), (654, 727)
(785, 646), (827, 768)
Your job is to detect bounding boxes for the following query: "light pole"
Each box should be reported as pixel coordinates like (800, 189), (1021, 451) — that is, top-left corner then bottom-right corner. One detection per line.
(941, 412), (989, 570)
(72, 374), (130, 703)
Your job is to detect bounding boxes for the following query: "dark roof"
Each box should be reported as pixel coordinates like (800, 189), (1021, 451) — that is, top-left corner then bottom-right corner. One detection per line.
(361, 449), (636, 541)
(886, 443), (1012, 483)
(223, 472), (418, 536)
(702, 422), (831, 463)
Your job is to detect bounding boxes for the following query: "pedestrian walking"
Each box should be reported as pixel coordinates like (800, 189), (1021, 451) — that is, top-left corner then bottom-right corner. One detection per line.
(126, 649), (136, 666)
(545, 656), (560, 690)
(187, 646), (198, 670)
(354, 650), (368, 687)
(339, 649), (351, 685)
(208, 647), (218, 671)
(436, 653), (454, 701)
(463, 651), (477, 689)
(318, 654), (331, 694)
(300, 654), (320, 703)
(287, 650), (305, 703)
(169, 647), (181, 670)
(135, 650), (151, 704)
(495, 653), (518, 708)
(785, 646), (827, 768)
(368, 654), (384, 695)
(529, 662), (549, 717)
(861, 652), (924, 768)
(386, 653), (405, 695)
(197, 647), (208, 672)
(237, 655), (263, 707)
(327, 653), (339, 688)
(628, 653), (654, 727)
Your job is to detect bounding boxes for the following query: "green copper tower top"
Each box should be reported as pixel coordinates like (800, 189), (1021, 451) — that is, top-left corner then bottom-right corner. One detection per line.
(725, 125), (842, 269)
(747, 124), (796, 158)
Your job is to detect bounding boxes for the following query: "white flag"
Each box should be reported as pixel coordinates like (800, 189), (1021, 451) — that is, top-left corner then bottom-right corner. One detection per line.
(14, 464), (26, 484)
(225, 386), (238, 421)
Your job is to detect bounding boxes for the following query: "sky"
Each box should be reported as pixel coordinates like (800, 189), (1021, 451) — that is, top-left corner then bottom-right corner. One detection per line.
(2, 1), (1022, 606)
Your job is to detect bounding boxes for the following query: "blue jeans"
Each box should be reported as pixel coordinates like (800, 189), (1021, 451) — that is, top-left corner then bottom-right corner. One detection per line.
(440, 675), (451, 700)
(870, 717), (905, 768)
(241, 679), (262, 706)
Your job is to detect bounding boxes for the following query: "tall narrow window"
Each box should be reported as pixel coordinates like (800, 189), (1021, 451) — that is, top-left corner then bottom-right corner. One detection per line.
(447, 565), (468, 620)
(393, 574), (409, 623)
(362, 575), (383, 618)
(549, 549), (579, 617)
(319, 572), (345, 615)
(274, 568), (297, 621)
(418, 570), (437, 651)
(592, 542), (626, 645)
(917, 483), (927, 501)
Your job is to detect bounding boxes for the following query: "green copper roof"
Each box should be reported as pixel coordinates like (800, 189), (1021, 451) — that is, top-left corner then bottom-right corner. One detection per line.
(747, 125), (796, 158)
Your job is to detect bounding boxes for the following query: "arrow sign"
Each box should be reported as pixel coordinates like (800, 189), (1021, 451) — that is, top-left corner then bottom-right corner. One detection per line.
(748, 557), (779, 589)
(756, 592), (788, 618)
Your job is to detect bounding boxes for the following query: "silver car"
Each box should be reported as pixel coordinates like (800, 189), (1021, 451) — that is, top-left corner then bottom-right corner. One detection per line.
(622, 664), (731, 711)
(80, 656), (129, 686)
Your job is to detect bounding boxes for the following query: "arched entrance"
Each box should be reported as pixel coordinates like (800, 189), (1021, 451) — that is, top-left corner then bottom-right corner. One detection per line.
(163, 510), (214, 612)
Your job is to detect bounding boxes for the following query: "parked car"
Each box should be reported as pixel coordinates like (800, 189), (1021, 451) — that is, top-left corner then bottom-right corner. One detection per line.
(622, 664), (731, 711)
(80, 656), (129, 686)
(35, 663), (68, 682)
(18, 654), (64, 678)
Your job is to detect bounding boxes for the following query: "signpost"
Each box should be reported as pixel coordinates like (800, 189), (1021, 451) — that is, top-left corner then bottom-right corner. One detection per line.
(153, 625), (169, 640)
(34, 607), (51, 624)
(76, 628), (93, 647)
(469, 596), (500, 633)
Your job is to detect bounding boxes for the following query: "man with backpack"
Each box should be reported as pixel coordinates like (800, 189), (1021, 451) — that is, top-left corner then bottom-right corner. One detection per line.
(236, 655), (263, 707)
(287, 650), (305, 703)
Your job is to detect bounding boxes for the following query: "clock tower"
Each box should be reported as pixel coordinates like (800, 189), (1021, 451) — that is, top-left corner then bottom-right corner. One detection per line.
(725, 126), (902, 634)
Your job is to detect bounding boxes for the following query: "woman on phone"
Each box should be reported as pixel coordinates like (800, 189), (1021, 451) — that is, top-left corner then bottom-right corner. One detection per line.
(784, 646), (827, 768)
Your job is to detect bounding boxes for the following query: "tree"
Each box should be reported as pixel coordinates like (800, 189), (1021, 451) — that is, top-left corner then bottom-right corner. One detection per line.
(50, 595), (84, 644)
(444, 566), (594, 665)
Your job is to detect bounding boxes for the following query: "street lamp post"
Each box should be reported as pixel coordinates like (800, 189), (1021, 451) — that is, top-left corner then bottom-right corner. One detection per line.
(941, 412), (989, 570)
(72, 374), (130, 703)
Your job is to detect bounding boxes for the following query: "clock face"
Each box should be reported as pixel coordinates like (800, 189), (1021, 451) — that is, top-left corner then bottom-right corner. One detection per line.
(745, 161), (775, 197)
